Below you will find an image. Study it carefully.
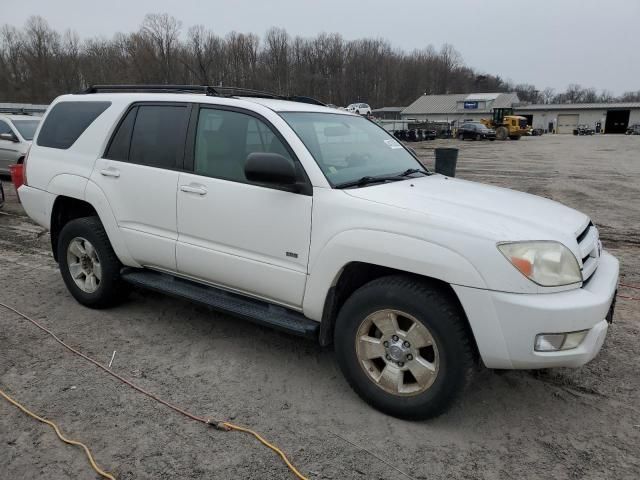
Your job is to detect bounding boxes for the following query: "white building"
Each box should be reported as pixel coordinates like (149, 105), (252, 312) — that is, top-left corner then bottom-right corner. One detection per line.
(514, 103), (640, 134)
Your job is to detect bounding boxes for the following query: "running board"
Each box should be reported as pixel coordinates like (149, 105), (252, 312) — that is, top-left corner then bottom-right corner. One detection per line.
(121, 269), (319, 340)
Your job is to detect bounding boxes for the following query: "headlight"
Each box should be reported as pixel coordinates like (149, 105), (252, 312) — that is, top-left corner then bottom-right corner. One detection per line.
(497, 241), (581, 287)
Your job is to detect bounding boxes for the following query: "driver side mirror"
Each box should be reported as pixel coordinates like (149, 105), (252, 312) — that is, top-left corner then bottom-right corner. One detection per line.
(0, 132), (18, 142)
(245, 152), (298, 189)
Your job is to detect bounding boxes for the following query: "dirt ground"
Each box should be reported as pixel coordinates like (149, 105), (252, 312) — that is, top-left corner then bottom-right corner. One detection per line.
(1, 134), (639, 480)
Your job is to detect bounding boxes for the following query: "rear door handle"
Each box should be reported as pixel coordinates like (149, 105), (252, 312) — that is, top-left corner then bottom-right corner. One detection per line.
(180, 184), (207, 195)
(100, 168), (120, 178)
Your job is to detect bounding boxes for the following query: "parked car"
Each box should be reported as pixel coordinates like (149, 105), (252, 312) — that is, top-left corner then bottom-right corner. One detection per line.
(457, 122), (496, 140)
(530, 128), (544, 136)
(573, 124), (595, 135)
(346, 103), (372, 115)
(0, 113), (41, 174)
(19, 85), (619, 420)
(625, 124), (640, 135)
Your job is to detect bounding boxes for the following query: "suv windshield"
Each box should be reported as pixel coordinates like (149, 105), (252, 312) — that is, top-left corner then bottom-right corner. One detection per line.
(280, 112), (423, 187)
(11, 119), (40, 140)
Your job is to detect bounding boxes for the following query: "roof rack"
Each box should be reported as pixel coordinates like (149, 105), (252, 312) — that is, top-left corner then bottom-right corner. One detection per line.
(82, 84), (219, 96)
(81, 84), (325, 106)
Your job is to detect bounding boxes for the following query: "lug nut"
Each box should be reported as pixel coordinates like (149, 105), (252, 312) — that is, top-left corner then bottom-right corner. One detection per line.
(403, 341), (410, 348)
(383, 341), (389, 348)
(392, 335), (399, 342)
(398, 362), (404, 367)
(385, 354), (391, 361)
(407, 354), (413, 361)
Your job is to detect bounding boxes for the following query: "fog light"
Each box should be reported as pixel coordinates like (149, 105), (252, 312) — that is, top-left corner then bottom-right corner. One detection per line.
(535, 334), (565, 352)
(562, 330), (589, 349)
(534, 330), (589, 352)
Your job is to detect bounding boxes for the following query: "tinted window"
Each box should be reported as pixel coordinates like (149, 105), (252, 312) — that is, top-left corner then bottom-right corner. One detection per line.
(11, 120), (40, 140)
(0, 120), (12, 136)
(37, 101), (110, 149)
(194, 108), (293, 183)
(129, 105), (189, 169)
(105, 107), (137, 161)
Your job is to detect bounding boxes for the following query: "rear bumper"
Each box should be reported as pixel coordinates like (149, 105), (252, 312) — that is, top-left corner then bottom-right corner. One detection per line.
(454, 250), (619, 369)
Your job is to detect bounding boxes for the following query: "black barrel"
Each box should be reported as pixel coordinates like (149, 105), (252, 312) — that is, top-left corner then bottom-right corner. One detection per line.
(434, 148), (458, 177)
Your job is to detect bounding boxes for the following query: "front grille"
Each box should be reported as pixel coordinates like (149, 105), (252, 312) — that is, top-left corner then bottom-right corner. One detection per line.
(576, 221), (600, 284)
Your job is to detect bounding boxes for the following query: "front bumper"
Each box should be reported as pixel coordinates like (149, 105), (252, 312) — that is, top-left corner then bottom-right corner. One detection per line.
(453, 250), (619, 369)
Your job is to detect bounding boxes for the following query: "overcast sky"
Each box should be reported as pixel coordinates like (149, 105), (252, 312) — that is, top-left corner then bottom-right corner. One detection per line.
(5, 0), (638, 95)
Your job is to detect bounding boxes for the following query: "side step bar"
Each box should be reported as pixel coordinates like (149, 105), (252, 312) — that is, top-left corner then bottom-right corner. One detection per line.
(121, 269), (319, 340)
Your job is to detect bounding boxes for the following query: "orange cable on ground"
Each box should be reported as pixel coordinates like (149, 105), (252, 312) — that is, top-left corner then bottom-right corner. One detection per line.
(0, 388), (116, 480)
(0, 301), (309, 480)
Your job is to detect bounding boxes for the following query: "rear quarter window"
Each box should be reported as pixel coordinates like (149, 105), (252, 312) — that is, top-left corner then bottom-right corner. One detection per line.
(37, 101), (111, 149)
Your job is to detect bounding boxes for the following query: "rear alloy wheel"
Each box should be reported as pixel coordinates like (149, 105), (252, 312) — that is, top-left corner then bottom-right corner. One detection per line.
(67, 237), (102, 293)
(334, 275), (473, 419)
(58, 217), (126, 308)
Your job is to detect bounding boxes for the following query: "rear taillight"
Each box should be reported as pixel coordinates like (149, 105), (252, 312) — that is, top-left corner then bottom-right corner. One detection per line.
(22, 146), (30, 186)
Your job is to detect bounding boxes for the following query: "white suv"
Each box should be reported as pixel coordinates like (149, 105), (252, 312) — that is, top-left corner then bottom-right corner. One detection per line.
(346, 103), (371, 115)
(19, 85), (619, 419)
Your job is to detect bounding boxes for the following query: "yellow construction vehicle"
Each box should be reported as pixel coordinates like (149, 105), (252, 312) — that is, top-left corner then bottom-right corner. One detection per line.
(480, 107), (530, 140)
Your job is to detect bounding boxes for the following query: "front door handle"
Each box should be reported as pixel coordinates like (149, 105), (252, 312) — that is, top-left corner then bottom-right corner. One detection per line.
(180, 184), (207, 195)
(100, 168), (120, 178)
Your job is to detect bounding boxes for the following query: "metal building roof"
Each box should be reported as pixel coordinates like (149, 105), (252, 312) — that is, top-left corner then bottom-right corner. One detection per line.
(401, 92), (519, 116)
(516, 102), (640, 111)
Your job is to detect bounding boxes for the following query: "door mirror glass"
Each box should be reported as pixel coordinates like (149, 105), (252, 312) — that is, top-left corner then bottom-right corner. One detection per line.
(0, 132), (18, 142)
(244, 153), (297, 187)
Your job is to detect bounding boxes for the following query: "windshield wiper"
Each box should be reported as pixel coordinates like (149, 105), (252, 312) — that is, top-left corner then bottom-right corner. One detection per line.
(335, 168), (428, 189)
(335, 176), (393, 189)
(398, 168), (428, 177)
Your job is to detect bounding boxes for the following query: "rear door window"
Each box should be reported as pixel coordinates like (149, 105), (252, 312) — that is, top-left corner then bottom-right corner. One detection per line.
(37, 101), (111, 149)
(105, 107), (138, 161)
(128, 104), (190, 169)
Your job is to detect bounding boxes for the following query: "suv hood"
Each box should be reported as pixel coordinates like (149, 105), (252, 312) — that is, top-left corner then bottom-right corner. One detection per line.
(344, 174), (589, 242)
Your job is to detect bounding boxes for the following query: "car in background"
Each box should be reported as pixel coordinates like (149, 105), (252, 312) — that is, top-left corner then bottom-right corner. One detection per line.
(457, 122), (496, 141)
(530, 128), (544, 136)
(625, 124), (640, 135)
(346, 103), (372, 115)
(0, 114), (41, 174)
(573, 124), (595, 136)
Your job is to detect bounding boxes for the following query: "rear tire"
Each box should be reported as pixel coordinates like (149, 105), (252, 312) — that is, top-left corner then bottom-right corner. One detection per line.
(58, 216), (127, 309)
(334, 275), (473, 419)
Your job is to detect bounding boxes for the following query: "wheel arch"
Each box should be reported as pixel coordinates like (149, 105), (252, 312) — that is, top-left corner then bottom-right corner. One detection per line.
(50, 182), (136, 266)
(318, 261), (480, 362)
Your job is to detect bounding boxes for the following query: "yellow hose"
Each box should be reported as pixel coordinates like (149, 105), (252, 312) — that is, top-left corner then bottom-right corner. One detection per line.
(0, 388), (116, 480)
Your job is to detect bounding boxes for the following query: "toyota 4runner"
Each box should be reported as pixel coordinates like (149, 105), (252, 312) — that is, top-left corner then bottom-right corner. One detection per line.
(18, 85), (619, 419)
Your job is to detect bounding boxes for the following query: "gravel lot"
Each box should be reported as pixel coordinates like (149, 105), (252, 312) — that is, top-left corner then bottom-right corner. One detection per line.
(1, 134), (639, 479)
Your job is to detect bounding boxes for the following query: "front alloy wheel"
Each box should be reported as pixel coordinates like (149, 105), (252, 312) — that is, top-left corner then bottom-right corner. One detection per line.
(334, 275), (473, 419)
(356, 309), (439, 395)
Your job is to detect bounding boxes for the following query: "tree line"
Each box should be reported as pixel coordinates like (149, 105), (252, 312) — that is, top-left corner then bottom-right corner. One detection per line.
(1, 14), (638, 107)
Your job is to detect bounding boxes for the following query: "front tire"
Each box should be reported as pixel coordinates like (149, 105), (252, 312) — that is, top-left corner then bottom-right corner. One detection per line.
(58, 217), (126, 309)
(334, 276), (473, 419)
